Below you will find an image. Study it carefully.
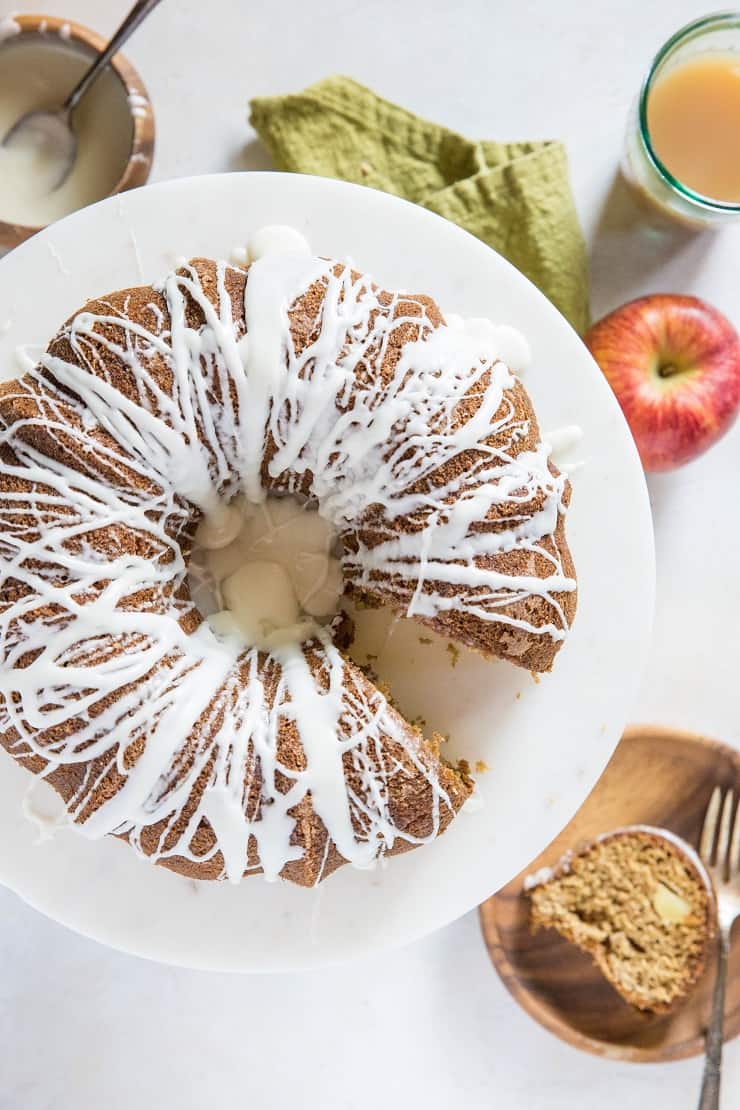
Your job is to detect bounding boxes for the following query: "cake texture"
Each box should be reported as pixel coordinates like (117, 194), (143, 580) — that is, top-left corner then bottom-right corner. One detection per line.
(526, 827), (715, 1013)
(0, 236), (577, 886)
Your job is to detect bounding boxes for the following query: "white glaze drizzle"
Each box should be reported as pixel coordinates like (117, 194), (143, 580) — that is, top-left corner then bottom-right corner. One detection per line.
(127, 91), (148, 119)
(0, 15), (20, 43)
(47, 240), (71, 277)
(0, 229), (575, 884)
(191, 495), (343, 648)
(545, 424), (583, 456)
(14, 343), (41, 374)
(545, 424), (584, 476)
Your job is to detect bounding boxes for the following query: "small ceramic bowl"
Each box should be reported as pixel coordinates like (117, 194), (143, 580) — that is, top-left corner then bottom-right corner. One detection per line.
(0, 13), (155, 250)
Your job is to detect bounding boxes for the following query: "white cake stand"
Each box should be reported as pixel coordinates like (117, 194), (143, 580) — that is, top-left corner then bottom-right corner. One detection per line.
(0, 173), (654, 971)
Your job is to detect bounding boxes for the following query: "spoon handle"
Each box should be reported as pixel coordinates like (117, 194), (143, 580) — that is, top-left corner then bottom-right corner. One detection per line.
(64, 0), (164, 113)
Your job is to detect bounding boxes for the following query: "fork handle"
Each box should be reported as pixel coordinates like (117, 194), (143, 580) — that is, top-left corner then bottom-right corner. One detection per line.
(698, 929), (730, 1110)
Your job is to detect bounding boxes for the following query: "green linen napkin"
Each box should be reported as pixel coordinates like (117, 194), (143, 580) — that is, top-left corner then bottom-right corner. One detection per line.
(249, 76), (589, 333)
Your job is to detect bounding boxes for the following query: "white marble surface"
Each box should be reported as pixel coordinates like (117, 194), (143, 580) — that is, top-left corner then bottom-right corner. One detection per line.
(1, 0), (739, 1106)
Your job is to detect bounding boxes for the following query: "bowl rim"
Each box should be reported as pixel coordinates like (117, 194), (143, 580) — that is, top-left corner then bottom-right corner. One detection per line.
(0, 12), (155, 249)
(637, 10), (740, 215)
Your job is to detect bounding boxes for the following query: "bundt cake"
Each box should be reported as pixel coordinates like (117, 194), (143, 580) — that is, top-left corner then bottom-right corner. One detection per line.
(0, 229), (577, 886)
(525, 827), (715, 1013)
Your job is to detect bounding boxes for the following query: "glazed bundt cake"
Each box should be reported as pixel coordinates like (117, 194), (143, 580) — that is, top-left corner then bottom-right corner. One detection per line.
(0, 231), (577, 886)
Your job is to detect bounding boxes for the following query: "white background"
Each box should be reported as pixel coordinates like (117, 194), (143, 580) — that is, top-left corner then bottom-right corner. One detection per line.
(1, 0), (739, 1107)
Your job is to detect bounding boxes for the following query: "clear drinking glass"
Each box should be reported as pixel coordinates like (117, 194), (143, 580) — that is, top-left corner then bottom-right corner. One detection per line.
(622, 12), (740, 228)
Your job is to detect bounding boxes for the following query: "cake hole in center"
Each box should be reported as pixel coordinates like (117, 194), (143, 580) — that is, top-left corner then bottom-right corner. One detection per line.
(188, 495), (343, 649)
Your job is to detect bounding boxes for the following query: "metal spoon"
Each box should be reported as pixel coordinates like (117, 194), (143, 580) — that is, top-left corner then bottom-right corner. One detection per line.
(1, 0), (162, 191)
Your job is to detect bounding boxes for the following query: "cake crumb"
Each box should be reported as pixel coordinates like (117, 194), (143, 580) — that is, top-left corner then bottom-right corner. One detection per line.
(515, 691), (522, 700)
(446, 642), (460, 667)
(475, 759), (490, 774)
(359, 662), (379, 684)
(530, 671), (541, 684)
(458, 758), (471, 776)
(418, 636), (432, 645)
(359, 161), (373, 177)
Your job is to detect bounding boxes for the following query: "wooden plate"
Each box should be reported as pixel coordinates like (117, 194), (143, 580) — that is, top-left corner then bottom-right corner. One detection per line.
(479, 724), (740, 1062)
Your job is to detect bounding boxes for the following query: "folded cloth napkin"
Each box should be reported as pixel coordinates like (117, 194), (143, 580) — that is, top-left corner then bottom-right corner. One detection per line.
(249, 76), (589, 333)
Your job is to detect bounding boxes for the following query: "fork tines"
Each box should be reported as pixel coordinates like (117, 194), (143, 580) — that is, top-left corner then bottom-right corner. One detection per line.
(700, 786), (740, 882)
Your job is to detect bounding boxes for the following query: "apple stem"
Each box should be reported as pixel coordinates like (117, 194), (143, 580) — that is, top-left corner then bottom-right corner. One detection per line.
(658, 363), (677, 378)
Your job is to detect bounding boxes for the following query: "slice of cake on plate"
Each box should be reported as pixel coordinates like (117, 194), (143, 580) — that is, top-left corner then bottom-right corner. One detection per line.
(525, 826), (715, 1013)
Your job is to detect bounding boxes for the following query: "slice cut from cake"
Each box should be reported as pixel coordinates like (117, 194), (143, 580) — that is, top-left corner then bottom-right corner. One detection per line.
(525, 826), (715, 1013)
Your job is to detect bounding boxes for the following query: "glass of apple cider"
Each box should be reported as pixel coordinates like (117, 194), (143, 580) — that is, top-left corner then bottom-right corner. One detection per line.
(622, 12), (740, 227)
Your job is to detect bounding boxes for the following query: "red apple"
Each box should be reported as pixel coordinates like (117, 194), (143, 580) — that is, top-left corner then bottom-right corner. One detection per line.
(585, 294), (740, 471)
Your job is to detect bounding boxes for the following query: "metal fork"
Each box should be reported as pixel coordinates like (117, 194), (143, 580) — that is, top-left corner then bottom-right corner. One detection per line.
(698, 787), (740, 1110)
